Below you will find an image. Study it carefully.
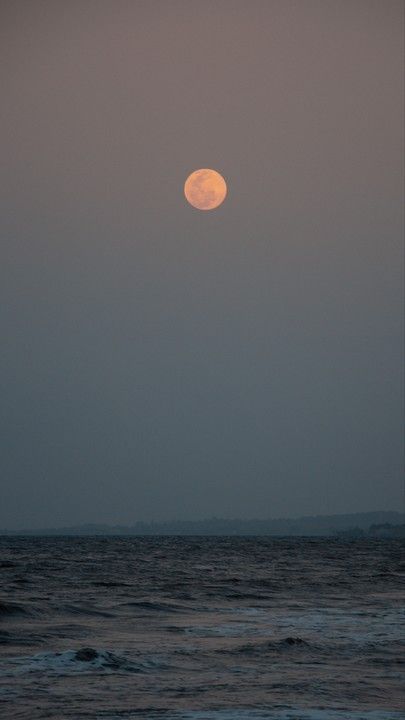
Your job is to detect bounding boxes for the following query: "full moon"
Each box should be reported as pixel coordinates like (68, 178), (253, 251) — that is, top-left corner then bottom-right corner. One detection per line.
(184, 168), (227, 210)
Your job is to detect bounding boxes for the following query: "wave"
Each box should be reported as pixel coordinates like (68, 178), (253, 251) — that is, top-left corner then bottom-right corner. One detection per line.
(203, 590), (267, 601)
(218, 636), (314, 656)
(0, 601), (30, 617)
(280, 636), (309, 647)
(160, 711), (405, 720)
(56, 603), (114, 618)
(123, 600), (191, 613)
(0, 629), (47, 647)
(0, 630), (11, 644)
(252, 636), (310, 652)
(15, 648), (142, 675)
(183, 623), (261, 638)
(91, 581), (131, 588)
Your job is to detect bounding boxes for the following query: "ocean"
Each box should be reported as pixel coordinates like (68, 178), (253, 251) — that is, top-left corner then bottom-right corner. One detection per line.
(0, 536), (403, 719)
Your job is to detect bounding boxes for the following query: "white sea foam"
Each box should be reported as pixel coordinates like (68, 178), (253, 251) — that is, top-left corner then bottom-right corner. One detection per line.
(5, 648), (138, 675)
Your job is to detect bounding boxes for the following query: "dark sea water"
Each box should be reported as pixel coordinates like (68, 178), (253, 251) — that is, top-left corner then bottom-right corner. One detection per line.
(0, 537), (403, 720)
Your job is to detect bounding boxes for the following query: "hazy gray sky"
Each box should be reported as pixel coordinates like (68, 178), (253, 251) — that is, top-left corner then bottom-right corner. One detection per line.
(1, 1), (403, 529)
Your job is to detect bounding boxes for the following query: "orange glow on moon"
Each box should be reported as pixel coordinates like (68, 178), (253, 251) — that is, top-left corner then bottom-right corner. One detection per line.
(184, 169), (227, 210)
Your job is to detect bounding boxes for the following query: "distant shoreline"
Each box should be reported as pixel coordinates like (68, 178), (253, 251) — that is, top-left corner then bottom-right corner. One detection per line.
(1, 511), (404, 537)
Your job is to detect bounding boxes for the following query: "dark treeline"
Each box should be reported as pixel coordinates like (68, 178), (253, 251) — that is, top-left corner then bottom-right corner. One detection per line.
(2, 511), (404, 537)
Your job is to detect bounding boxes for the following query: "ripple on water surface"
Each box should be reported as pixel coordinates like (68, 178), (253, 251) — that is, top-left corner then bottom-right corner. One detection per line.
(0, 536), (403, 720)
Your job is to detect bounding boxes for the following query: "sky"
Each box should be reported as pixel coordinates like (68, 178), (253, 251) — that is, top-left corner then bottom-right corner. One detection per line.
(0, 1), (403, 529)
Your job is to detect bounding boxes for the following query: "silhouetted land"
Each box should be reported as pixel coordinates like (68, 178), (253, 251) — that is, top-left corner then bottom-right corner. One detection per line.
(2, 511), (404, 537)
